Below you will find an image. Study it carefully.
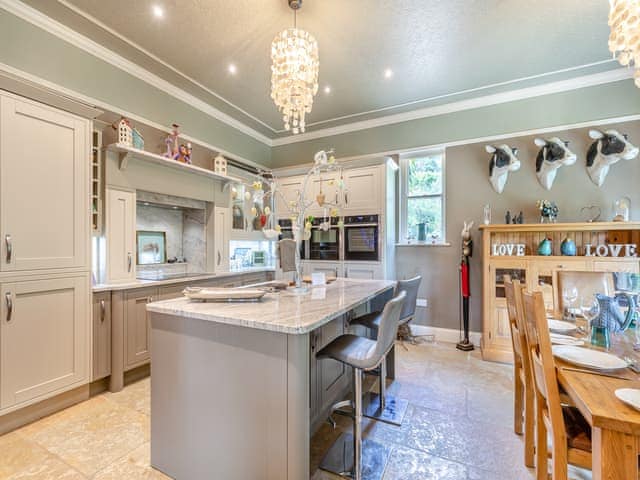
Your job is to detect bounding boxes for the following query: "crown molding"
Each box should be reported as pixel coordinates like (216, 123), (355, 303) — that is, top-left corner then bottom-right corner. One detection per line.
(0, 0), (274, 146)
(271, 67), (634, 147)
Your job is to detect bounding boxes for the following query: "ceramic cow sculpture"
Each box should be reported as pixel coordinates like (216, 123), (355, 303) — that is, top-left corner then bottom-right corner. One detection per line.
(534, 137), (577, 190)
(586, 129), (639, 187)
(486, 144), (520, 194)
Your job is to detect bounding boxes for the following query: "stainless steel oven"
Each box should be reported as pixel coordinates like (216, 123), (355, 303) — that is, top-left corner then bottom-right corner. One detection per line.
(309, 217), (340, 261)
(343, 215), (379, 261)
(277, 218), (307, 259)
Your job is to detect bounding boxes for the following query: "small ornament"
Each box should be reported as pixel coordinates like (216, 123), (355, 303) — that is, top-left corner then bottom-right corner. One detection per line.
(264, 206), (271, 215)
(328, 155), (336, 164)
(214, 155), (227, 175)
(316, 193), (326, 207)
(250, 206), (257, 216)
(252, 181), (263, 191)
(517, 211), (524, 224)
(131, 127), (144, 150)
(115, 117), (133, 146)
(483, 204), (491, 225)
(231, 187), (238, 200)
(613, 196), (631, 222)
(330, 208), (338, 217)
(536, 200), (559, 223)
(245, 191), (252, 201)
(337, 220), (344, 228)
(580, 205), (601, 223)
(174, 142), (192, 164)
(275, 224), (282, 233)
(164, 124), (180, 158)
(537, 237), (553, 256)
(561, 238), (577, 256)
(505, 210), (511, 224)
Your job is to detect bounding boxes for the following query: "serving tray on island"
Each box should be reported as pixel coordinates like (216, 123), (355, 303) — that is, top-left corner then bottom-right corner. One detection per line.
(183, 287), (266, 302)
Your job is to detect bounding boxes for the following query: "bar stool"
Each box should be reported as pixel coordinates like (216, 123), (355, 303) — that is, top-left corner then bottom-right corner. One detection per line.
(317, 291), (406, 480)
(349, 276), (421, 425)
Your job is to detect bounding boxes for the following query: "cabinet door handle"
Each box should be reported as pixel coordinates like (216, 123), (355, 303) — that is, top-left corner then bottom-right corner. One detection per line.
(5, 292), (12, 322)
(100, 300), (105, 322)
(147, 296), (153, 303)
(5, 234), (11, 263)
(245, 218), (248, 231)
(217, 251), (221, 266)
(345, 192), (348, 205)
(127, 252), (132, 272)
(336, 268), (339, 277)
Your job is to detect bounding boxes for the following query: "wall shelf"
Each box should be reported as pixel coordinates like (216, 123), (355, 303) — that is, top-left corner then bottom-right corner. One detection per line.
(105, 143), (242, 185)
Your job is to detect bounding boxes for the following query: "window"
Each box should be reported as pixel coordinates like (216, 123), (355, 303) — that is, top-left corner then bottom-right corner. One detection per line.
(400, 151), (445, 243)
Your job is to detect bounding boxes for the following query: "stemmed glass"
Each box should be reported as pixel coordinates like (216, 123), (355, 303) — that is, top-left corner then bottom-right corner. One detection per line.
(563, 286), (579, 321)
(580, 295), (599, 341)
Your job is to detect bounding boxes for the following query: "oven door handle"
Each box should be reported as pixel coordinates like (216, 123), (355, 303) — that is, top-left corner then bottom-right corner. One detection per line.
(344, 223), (379, 227)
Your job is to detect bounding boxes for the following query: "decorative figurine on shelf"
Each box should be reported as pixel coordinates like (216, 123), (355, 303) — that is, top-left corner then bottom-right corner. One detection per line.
(561, 238), (577, 256)
(457, 221), (474, 352)
(613, 196), (631, 222)
(214, 154), (227, 175)
(115, 117), (132, 146)
(505, 210), (511, 225)
(517, 211), (524, 224)
(537, 237), (553, 256)
(537, 200), (559, 223)
(163, 123), (180, 159)
(580, 205), (601, 223)
(174, 142), (192, 164)
(131, 127), (144, 150)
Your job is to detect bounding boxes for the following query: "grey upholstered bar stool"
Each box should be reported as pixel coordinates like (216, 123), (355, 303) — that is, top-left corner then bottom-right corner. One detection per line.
(317, 291), (406, 480)
(349, 276), (421, 425)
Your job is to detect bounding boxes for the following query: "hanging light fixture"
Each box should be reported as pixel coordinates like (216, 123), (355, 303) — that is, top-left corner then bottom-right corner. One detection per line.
(270, 0), (319, 134)
(608, 0), (640, 87)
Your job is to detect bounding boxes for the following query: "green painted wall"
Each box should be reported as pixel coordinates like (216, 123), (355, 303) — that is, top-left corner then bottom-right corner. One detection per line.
(0, 10), (271, 166)
(271, 80), (640, 166)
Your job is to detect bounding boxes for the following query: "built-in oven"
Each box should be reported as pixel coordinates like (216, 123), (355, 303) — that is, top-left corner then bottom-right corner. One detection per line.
(309, 217), (340, 261)
(343, 215), (379, 261)
(277, 218), (307, 259)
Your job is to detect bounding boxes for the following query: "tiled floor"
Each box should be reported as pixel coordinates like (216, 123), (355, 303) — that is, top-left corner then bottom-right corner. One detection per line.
(0, 341), (589, 479)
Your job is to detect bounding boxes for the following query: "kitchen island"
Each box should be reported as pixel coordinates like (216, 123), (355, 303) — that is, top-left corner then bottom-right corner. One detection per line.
(146, 278), (395, 480)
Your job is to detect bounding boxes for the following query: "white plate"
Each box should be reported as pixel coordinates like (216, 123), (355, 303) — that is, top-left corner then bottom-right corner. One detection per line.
(552, 345), (629, 371)
(615, 388), (640, 411)
(549, 333), (584, 346)
(183, 287), (266, 302)
(547, 319), (577, 334)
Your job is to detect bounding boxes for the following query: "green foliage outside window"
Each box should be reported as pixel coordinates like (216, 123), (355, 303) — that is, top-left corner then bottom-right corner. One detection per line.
(406, 155), (443, 240)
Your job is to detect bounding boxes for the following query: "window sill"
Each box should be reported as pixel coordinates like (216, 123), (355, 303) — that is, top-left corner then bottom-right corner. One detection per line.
(395, 242), (451, 247)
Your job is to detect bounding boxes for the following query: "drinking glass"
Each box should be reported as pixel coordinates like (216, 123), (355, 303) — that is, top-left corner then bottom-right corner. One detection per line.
(580, 295), (599, 341)
(563, 286), (579, 321)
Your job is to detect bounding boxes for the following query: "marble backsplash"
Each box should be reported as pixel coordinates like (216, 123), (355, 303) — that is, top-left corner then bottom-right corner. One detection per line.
(136, 200), (206, 273)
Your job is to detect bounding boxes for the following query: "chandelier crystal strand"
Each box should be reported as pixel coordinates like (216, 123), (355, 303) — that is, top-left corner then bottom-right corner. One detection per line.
(270, 27), (319, 134)
(608, 0), (640, 87)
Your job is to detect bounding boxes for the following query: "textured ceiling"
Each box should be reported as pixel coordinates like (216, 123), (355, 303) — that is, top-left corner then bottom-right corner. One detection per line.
(24, 0), (618, 138)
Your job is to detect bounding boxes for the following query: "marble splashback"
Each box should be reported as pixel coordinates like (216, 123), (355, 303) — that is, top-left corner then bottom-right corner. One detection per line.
(183, 208), (206, 273)
(136, 204), (183, 261)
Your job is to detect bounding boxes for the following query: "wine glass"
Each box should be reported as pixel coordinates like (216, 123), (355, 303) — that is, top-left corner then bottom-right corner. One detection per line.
(580, 295), (599, 341)
(563, 286), (579, 321)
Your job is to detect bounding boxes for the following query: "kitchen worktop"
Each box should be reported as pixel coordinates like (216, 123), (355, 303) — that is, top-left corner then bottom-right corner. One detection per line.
(146, 278), (395, 334)
(92, 267), (275, 292)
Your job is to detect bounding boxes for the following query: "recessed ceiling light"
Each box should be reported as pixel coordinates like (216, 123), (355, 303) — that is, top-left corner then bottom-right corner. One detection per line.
(384, 68), (394, 79)
(152, 5), (164, 18)
(228, 64), (237, 75)
(324, 85), (331, 94)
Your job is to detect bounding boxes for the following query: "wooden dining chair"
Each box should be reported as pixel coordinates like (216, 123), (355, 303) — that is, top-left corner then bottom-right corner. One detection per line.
(504, 277), (535, 468)
(521, 290), (592, 480)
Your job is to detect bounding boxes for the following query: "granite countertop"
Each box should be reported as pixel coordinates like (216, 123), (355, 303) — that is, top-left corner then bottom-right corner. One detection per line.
(92, 267), (275, 293)
(146, 278), (396, 335)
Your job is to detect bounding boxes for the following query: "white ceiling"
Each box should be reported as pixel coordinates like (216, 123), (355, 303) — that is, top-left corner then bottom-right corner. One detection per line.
(24, 0), (620, 139)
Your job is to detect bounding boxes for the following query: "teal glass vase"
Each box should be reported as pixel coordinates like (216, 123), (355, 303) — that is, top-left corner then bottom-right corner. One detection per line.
(417, 223), (426, 242)
(591, 326), (611, 349)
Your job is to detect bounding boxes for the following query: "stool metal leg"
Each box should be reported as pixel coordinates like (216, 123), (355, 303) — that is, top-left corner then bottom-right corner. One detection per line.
(353, 367), (363, 480)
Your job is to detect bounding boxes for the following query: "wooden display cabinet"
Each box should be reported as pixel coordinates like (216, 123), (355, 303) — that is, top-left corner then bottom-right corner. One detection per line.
(481, 222), (640, 363)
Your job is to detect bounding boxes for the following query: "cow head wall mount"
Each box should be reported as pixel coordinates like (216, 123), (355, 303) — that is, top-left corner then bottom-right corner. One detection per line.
(486, 144), (520, 194)
(534, 137), (576, 190)
(586, 129), (638, 187)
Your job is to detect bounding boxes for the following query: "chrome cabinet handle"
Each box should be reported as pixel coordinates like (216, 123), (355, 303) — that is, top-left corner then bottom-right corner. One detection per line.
(147, 297), (153, 303)
(245, 218), (248, 231)
(217, 251), (221, 266)
(100, 299), (105, 323)
(5, 234), (11, 263)
(345, 192), (348, 205)
(127, 252), (132, 272)
(5, 292), (12, 322)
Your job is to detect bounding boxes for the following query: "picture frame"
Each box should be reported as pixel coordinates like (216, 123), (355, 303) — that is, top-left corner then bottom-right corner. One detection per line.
(136, 230), (167, 265)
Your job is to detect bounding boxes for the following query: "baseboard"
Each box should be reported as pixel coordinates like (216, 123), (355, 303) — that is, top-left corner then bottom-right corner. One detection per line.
(410, 324), (482, 347)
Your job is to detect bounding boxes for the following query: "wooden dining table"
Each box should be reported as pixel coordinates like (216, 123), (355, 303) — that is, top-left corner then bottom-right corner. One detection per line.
(555, 326), (640, 480)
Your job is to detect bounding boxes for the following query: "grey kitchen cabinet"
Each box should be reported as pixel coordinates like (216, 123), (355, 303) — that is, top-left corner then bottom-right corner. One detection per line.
(106, 188), (136, 283)
(124, 287), (157, 370)
(158, 284), (186, 300)
(0, 274), (89, 411)
(0, 92), (89, 272)
(92, 292), (112, 381)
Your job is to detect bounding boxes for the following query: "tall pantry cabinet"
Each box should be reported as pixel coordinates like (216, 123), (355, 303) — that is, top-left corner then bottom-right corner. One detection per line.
(0, 91), (91, 414)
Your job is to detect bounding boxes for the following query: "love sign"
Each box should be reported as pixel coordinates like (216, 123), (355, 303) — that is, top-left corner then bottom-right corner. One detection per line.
(584, 243), (637, 257)
(492, 243), (526, 256)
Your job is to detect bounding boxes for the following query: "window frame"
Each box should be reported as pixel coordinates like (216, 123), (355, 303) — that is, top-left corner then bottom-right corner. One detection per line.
(399, 149), (446, 244)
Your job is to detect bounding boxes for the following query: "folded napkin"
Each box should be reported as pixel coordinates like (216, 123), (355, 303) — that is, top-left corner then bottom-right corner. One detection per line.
(278, 239), (297, 273)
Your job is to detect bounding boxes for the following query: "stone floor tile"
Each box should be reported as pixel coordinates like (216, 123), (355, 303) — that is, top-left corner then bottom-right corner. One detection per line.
(103, 377), (151, 416)
(92, 442), (170, 480)
(382, 446), (468, 480)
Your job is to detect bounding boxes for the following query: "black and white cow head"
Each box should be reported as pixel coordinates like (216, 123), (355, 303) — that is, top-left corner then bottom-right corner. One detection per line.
(534, 137), (576, 190)
(586, 129), (639, 187)
(486, 144), (520, 194)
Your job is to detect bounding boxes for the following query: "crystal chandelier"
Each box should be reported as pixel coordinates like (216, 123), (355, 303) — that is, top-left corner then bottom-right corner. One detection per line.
(608, 0), (640, 87)
(270, 0), (319, 134)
